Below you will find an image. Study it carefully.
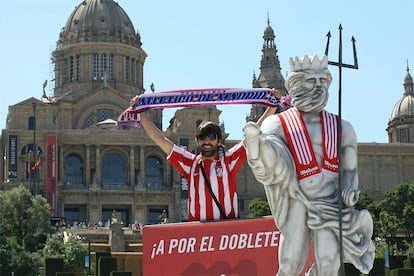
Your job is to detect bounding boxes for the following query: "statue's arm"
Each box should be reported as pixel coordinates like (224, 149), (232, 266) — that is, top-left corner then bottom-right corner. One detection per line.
(341, 120), (359, 207)
(243, 116), (295, 186)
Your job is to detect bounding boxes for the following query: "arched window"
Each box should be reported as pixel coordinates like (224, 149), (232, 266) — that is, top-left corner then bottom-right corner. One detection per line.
(82, 108), (115, 128)
(102, 153), (127, 186)
(64, 155), (84, 186)
(145, 156), (163, 188)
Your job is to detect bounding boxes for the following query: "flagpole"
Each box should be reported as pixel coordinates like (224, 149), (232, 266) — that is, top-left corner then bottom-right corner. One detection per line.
(32, 102), (37, 195)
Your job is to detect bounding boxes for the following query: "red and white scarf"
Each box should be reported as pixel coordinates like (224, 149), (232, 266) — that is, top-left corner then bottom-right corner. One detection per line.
(278, 108), (339, 182)
(116, 88), (288, 127)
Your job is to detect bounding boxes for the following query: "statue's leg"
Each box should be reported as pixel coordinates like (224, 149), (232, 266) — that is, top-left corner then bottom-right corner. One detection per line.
(277, 200), (310, 276)
(313, 229), (340, 276)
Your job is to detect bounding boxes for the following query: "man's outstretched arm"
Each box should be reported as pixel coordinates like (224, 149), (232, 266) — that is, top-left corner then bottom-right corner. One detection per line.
(140, 113), (174, 155)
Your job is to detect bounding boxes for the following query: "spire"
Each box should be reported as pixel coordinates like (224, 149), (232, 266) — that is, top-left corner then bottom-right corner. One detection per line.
(404, 59), (413, 96)
(267, 10), (270, 26)
(248, 13), (287, 123)
(255, 13), (284, 91)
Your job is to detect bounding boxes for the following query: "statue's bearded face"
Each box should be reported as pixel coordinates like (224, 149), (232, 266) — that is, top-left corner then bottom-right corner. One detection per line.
(288, 70), (331, 113)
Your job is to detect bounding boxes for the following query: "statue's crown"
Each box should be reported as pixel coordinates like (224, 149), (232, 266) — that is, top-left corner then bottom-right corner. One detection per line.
(289, 55), (328, 72)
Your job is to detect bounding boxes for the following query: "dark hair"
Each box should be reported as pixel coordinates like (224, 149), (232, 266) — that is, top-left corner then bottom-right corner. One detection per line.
(195, 121), (222, 141)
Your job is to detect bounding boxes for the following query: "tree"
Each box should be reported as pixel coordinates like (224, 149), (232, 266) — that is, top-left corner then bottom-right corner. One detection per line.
(247, 197), (271, 218)
(0, 185), (50, 275)
(377, 182), (414, 239)
(43, 236), (88, 273)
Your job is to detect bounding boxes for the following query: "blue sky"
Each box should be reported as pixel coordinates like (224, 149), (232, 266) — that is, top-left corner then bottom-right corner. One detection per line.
(1, 0), (412, 142)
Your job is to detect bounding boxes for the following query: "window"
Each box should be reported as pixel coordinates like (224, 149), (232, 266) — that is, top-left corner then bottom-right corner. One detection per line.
(399, 128), (409, 143)
(102, 153), (127, 186)
(145, 156), (163, 188)
(83, 108), (115, 128)
(28, 116), (35, 130)
(64, 155), (84, 185)
(69, 56), (74, 81)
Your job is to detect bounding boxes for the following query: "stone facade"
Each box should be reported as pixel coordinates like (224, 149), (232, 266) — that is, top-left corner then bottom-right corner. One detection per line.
(1, 0), (413, 228)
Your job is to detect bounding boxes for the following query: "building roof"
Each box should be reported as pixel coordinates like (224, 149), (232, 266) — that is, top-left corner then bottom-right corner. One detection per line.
(56, 0), (141, 48)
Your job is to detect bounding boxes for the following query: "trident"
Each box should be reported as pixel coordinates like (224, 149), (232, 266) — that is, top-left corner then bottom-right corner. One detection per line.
(324, 24), (358, 276)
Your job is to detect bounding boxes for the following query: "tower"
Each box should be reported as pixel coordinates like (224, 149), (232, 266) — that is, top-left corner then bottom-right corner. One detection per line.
(248, 16), (286, 122)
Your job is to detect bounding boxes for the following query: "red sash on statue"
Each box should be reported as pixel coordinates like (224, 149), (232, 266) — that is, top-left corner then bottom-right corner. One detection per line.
(278, 108), (339, 183)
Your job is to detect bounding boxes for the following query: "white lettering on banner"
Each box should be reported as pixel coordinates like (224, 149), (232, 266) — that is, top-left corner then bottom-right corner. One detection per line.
(219, 231), (279, 250)
(151, 240), (165, 259)
(200, 236), (215, 252)
(149, 231), (279, 260)
(168, 237), (197, 254)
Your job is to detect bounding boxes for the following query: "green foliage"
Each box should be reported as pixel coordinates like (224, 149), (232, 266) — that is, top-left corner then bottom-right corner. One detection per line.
(43, 236), (88, 273)
(377, 182), (414, 238)
(43, 237), (66, 259)
(64, 238), (88, 273)
(0, 185), (50, 275)
(247, 197), (271, 218)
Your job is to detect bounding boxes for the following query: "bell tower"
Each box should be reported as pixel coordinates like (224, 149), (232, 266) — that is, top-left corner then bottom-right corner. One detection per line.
(248, 15), (287, 122)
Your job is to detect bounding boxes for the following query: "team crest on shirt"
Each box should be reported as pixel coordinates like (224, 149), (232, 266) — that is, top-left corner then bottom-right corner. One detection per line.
(215, 166), (223, 177)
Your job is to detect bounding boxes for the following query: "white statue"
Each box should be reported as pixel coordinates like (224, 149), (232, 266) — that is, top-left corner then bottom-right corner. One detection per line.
(244, 55), (375, 275)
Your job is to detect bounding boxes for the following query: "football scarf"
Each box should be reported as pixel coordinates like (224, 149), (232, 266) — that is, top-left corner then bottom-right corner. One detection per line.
(116, 88), (290, 127)
(278, 108), (339, 182)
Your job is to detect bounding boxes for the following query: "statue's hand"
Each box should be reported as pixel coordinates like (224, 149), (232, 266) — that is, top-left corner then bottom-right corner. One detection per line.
(243, 122), (262, 160)
(342, 189), (359, 207)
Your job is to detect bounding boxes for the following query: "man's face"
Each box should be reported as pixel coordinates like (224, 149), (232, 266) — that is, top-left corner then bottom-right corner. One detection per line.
(196, 133), (220, 158)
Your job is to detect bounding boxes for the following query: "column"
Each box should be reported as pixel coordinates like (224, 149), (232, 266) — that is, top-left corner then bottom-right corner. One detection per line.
(139, 146), (145, 190)
(129, 145), (135, 189)
(95, 145), (101, 188)
(85, 144), (91, 188)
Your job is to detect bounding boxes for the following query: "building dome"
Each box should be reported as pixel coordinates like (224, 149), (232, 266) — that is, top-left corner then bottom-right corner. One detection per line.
(390, 94), (414, 119)
(56, 0), (141, 48)
(390, 67), (414, 120)
(387, 65), (414, 143)
(264, 24), (274, 37)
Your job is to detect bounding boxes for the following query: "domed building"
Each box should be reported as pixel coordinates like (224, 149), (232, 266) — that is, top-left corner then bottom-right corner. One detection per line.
(387, 65), (414, 143)
(0, 0), (176, 226)
(0, 0), (414, 230)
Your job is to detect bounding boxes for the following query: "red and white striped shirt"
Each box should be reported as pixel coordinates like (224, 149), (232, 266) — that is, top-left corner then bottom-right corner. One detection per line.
(167, 143), (246, 222)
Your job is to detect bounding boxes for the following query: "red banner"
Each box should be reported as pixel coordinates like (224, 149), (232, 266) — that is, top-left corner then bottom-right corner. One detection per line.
(143, 216), (314, 275)
(46, 135), (57, 216)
